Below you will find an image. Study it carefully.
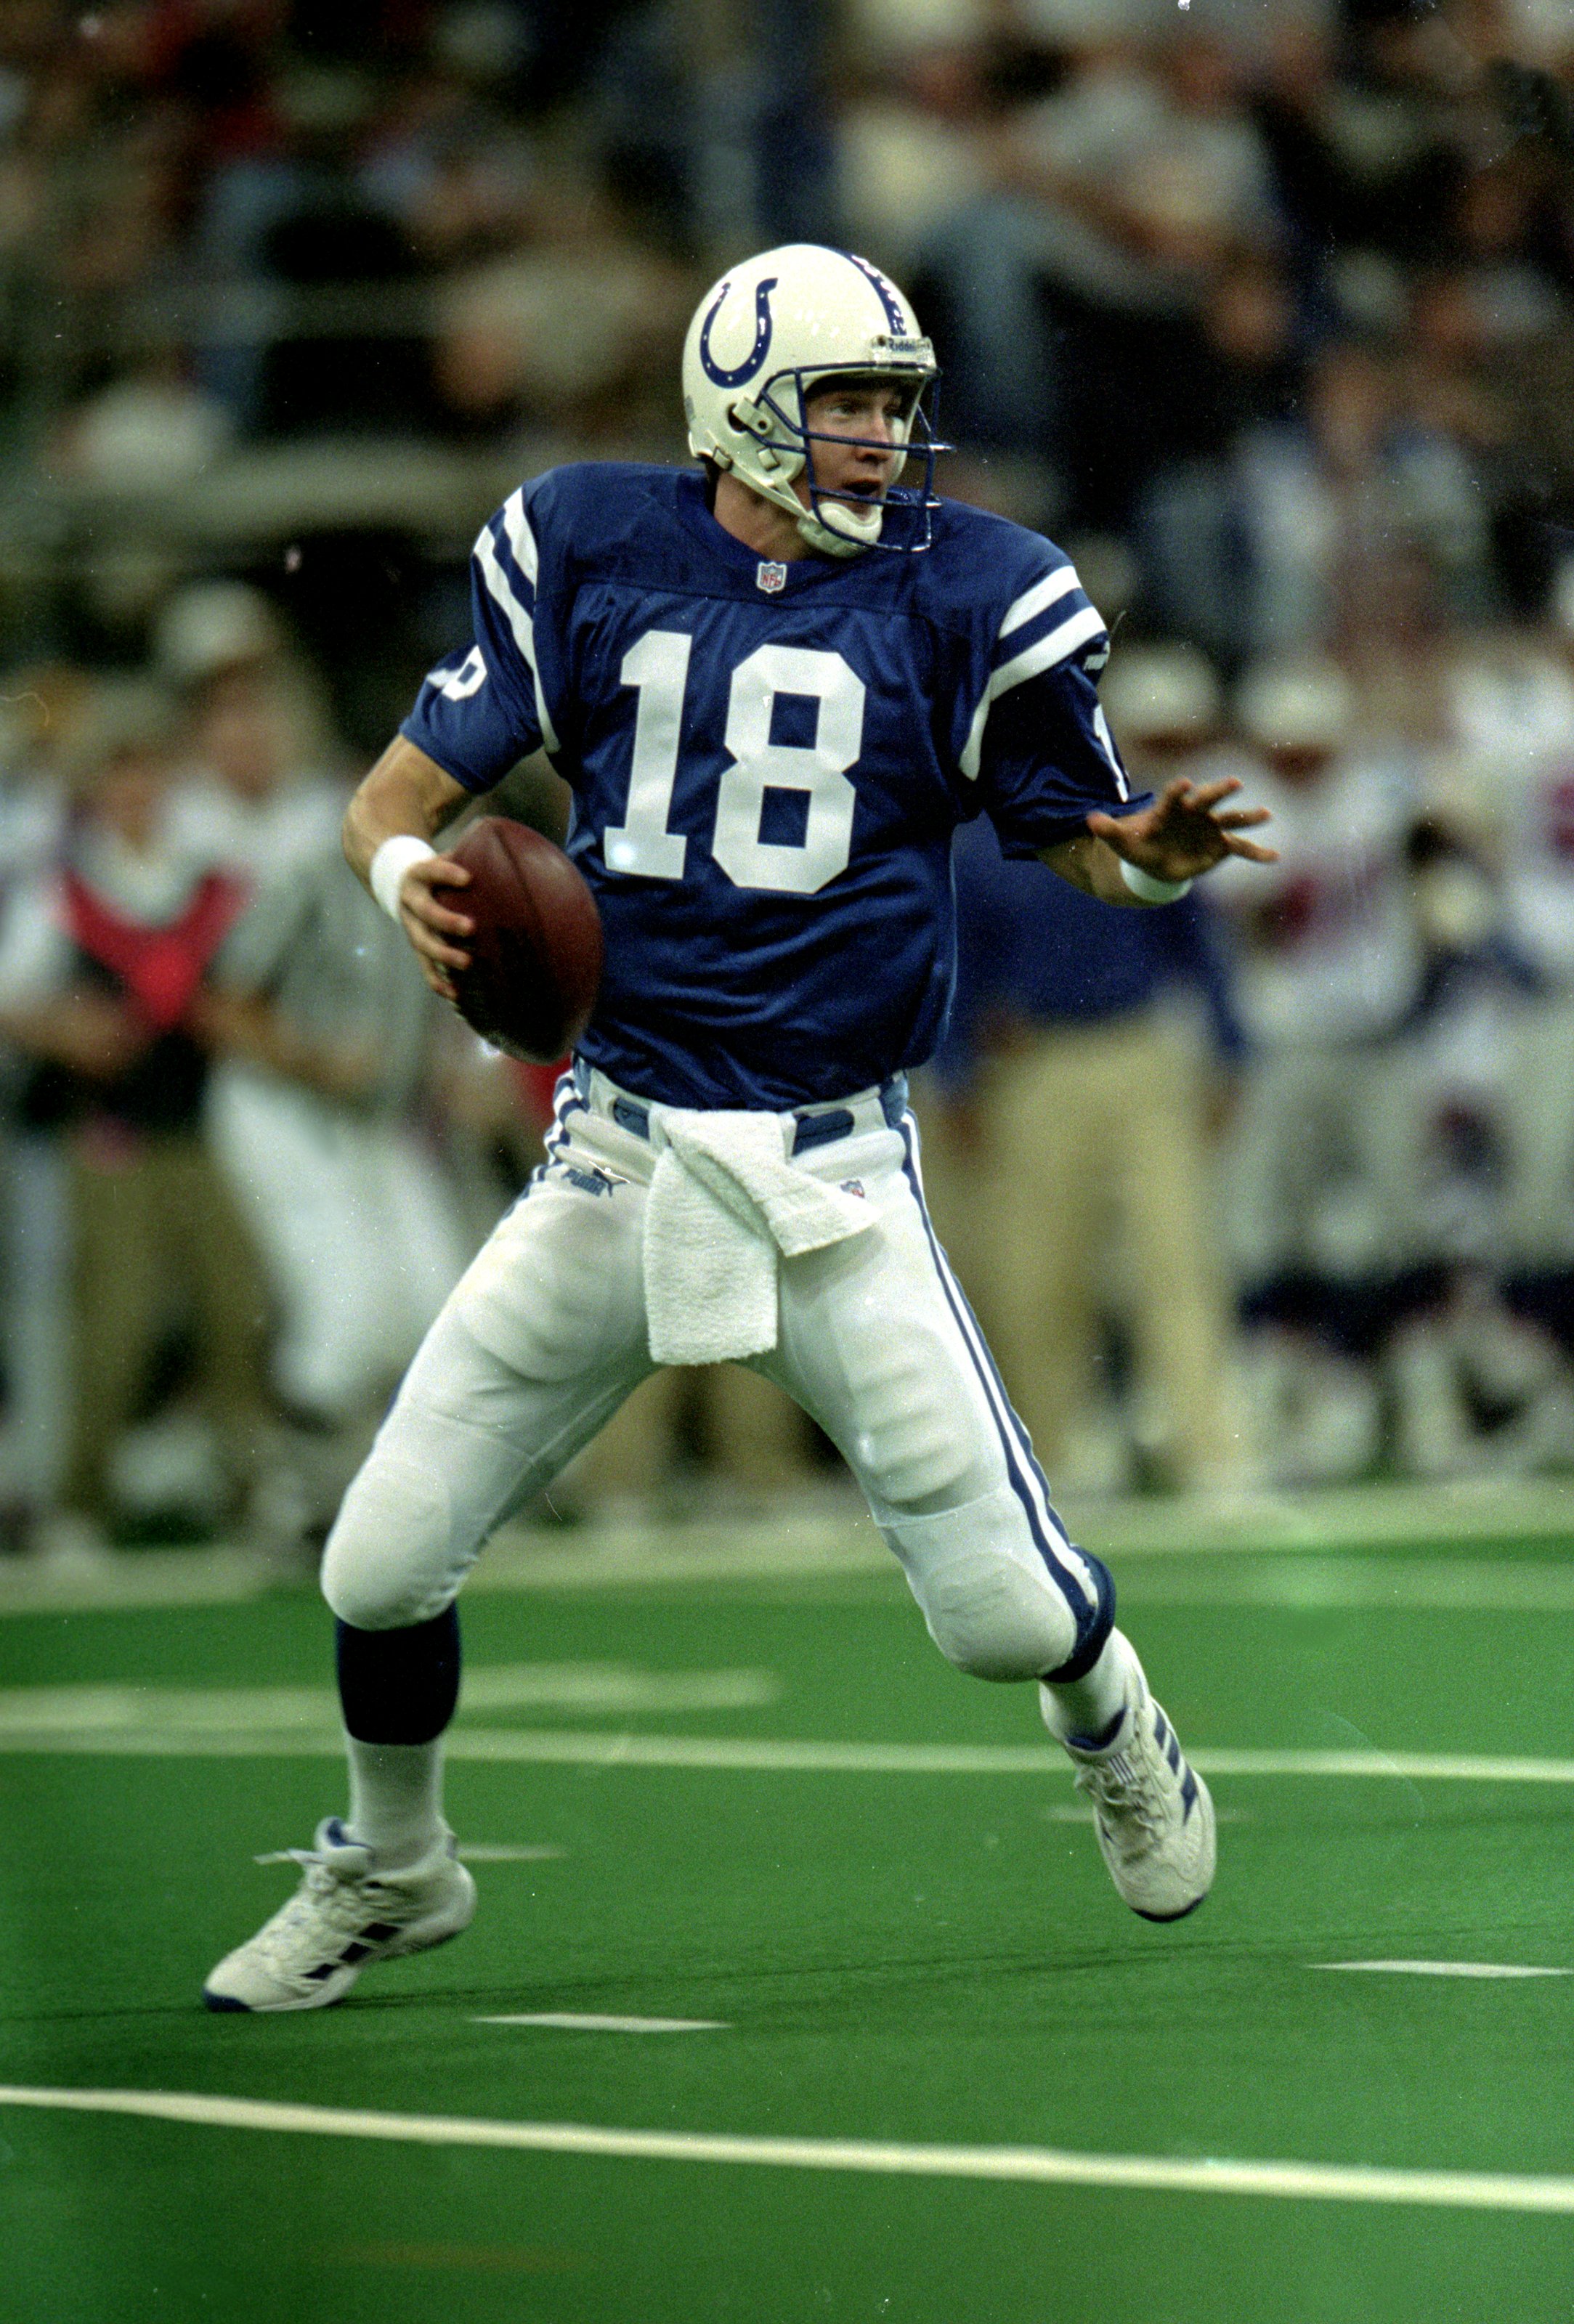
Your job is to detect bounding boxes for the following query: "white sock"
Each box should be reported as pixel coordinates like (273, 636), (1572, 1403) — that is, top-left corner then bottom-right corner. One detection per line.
(1039, 1630), (1135, 1750)
(344, 1736), (446, 1870)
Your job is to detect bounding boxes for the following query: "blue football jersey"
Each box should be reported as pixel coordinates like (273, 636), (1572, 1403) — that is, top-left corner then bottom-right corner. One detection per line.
(403, 462), (1135, 1108)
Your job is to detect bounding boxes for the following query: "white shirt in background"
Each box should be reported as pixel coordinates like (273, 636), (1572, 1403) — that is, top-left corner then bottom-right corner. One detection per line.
(1442, 643), (1574, 990)
(167, 766), (346, 887)
(1208, 745), (1423, 1049)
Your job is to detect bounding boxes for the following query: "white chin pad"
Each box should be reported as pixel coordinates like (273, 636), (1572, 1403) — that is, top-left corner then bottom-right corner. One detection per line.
(816, 497), (885, 546)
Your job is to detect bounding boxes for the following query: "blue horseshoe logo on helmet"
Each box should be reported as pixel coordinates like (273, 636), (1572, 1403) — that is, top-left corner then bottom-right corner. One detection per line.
(698, 275), (779, 389)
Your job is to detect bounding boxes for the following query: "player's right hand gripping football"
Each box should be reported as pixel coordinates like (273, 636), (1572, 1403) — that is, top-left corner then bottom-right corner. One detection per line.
(397, 855), (474, 1002)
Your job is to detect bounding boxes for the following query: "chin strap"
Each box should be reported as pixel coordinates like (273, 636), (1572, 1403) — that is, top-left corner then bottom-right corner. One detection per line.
(795, 502), (880, 558)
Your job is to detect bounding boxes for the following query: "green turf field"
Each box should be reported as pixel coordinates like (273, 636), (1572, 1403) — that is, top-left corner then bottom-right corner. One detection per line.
(4, 1490), (1574, 2323)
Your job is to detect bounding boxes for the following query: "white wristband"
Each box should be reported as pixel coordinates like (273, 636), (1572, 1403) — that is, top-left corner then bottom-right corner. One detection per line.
(1119, 858), (1193, 904)
(370, 834), (436, 924)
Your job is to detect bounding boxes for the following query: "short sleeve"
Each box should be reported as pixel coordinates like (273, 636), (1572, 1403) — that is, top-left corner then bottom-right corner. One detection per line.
(948, 537), (1143, 853)
(978, 651), (1145, 858)
(401, 643), (533, 795)
(399, 481), (556, 794)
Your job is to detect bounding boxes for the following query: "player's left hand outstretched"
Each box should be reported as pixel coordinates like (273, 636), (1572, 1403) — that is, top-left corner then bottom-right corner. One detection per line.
(1087, 775), (1276, 885)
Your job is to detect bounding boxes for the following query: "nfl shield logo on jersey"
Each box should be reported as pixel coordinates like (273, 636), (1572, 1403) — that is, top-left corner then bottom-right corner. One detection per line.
(755, 559), (787, 593)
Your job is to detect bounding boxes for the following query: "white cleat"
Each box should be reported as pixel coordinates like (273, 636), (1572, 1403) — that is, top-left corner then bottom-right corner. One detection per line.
(1041, 1644), (1216, 1922)
(203, 1818), (476, 2012)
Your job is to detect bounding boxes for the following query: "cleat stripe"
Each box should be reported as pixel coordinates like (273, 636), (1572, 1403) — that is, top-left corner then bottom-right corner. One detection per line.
(1166, 1734), (1182, 1776)
(1180, 1768), (1198, 1821)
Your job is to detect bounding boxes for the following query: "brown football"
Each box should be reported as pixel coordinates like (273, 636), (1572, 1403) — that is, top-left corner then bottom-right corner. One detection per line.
(445, 817), (603, 1063)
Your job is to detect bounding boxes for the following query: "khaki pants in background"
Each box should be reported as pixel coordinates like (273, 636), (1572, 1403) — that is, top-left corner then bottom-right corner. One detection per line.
(565, 1359), (813, 1508)
(62, 1129), (269, 1524)
(920, 1015), (1240, 1490)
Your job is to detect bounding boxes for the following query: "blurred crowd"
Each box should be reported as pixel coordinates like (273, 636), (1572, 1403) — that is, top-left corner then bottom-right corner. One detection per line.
(0, 588), (557, 1555)
(4, 0), (1574, 1541)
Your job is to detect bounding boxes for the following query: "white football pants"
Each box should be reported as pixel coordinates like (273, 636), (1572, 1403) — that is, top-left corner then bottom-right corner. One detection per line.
(322, 1072), (1113, 1686)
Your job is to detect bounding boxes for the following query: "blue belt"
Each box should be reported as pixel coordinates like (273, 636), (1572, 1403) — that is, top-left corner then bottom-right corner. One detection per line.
(571, 1060), (908, 1156)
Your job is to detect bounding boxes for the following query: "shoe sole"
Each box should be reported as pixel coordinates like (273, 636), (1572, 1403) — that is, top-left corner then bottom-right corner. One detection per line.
(1132, 1891), (1209, 1924)
(201, 1876), (476, 2014)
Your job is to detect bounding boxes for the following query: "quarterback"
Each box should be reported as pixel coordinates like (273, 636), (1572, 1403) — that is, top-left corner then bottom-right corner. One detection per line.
(204, 245), (1273, 2011)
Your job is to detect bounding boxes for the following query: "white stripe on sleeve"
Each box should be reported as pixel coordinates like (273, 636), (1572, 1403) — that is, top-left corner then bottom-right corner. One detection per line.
(500, 487), (539, 587)
(474, 522), (559, 755)
(997, 564), (1083, 642)
(959, 602), (1108, 780)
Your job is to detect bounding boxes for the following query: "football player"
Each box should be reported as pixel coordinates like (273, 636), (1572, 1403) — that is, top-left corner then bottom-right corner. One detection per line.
(205, 244), (1273, 2012)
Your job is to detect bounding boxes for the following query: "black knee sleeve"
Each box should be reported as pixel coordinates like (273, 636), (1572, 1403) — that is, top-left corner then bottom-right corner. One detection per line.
(1040, 1552), (1116, 1685)
(335, 1604), (461, 1745)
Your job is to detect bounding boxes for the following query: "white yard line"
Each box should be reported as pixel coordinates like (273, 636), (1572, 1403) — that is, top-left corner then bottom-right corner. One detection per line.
(1310, 1962), (1572, 1980)
(4, 2085), (1574, 2215)
(0, 1667), (776, 1734)
(474, 2014), (729, 2032)
(1117, 1559), (1574, 1613)
(455, 1845), (567, 1864)
(253, 1844), (565, 1866)
(1, 1724), (1573, 1784)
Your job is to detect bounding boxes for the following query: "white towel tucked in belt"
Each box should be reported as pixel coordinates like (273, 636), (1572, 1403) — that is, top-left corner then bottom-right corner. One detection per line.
(643, 1108), (876, 1365)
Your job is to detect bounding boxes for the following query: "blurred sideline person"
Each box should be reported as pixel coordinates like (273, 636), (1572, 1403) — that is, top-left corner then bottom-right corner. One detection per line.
(0, 668), (85, 1536)
(0, 684), (269, 1547)
(196, 834), (474, 1503)
(1439, 582), (1574, 1327)
(1209, 657), (1427, 1481)
(169, 653), (344, 882)
(163, 635), (476, 1515)
(923, 645), (1246, 1495)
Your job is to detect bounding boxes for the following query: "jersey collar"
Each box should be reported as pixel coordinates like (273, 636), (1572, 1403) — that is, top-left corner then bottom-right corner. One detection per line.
(673, 469), (842, 591)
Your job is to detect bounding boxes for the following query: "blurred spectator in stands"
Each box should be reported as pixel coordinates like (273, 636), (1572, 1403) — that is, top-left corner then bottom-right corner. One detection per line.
(432, 168), (692, 445)
(0, 680), (268, 1552)
(922, 643), (1247, 1497)
(920, 25), (1277, 521)
(360, 12), (539, 272)
(1137, 247), (1307, 664)
(1151, 336), (1498, 670)
(1250, 16), (1466, 281)
(1377, 800), (1571, 1474)
(153, 591), (468, 1527)
(0, 665), (87, 1541)
(194, 800), (474, 1539)
(49, 346), (234, 495)
(1430, 574), (1574, 1371)
(161, 585), (344, 877)
(1207, 654), (1431, 1482)
(837, 36), (990, 280)
(588, 0), (840, 260)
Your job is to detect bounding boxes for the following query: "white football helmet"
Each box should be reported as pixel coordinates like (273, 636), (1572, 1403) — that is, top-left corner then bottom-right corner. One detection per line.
(681, 243), (945, 558)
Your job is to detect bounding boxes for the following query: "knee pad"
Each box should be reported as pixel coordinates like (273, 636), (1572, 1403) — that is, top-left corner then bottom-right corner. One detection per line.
(321, 1448), (458, 1632)
(880, 1480), (1113, 1683)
